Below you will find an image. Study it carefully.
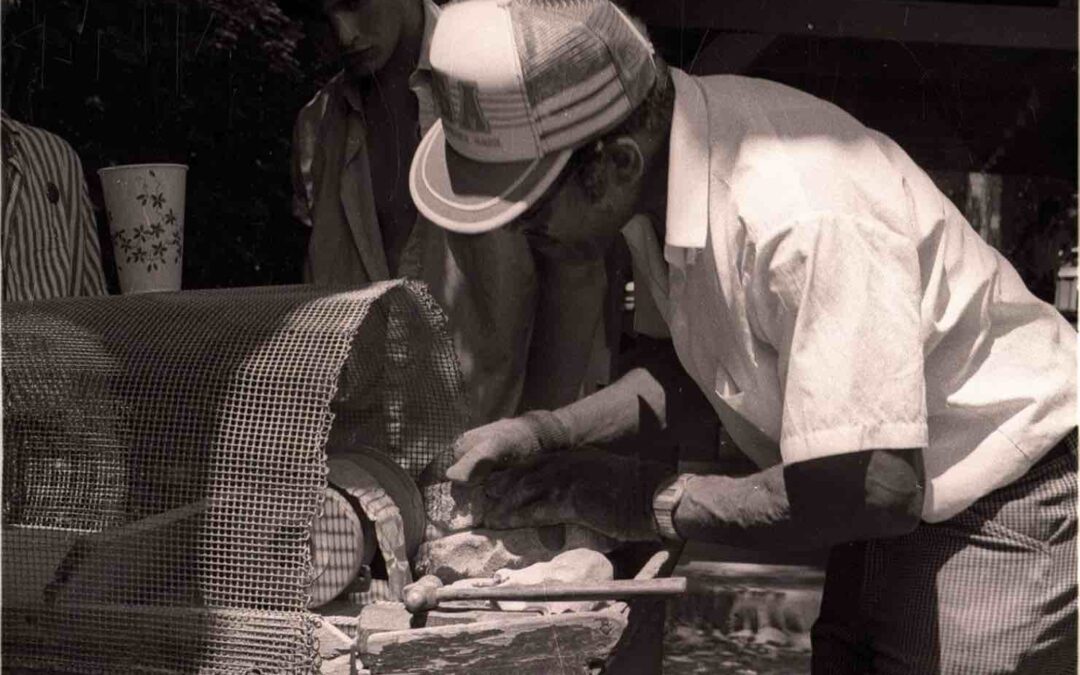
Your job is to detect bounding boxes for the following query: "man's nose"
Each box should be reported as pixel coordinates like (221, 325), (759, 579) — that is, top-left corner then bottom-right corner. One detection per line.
(329, 12), (362, 49)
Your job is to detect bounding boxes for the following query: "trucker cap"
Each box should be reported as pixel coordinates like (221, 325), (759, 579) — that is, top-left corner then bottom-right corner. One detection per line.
(409, 0), (656, 234)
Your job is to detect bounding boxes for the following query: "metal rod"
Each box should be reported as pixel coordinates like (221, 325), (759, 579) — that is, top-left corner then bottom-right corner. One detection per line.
(439, 577), (687, 603)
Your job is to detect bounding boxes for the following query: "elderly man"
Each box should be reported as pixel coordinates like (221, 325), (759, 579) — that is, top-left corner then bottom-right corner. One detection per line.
(292, 0), (609, 422)
(409, 0), (1078, 671)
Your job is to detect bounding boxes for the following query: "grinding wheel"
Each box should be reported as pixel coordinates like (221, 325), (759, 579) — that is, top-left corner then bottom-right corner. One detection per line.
(326, 446), (425, 600)
(328, 447), (425, 560)
(308, 447), (425, 607)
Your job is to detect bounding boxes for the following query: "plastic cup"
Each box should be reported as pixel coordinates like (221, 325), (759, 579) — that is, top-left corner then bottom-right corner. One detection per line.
(98, 163), (188, 293)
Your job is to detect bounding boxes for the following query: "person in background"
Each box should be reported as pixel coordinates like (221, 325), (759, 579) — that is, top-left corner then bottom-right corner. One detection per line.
(292, 0), (610, 423)
(1, 111), (107, 302)
(411, 0), (1078, 671)
(291, 0), (436, 285)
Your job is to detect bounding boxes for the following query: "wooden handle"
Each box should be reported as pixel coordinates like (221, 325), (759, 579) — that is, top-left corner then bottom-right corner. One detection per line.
(404, 576), (688, 613)
(438, 577), (687, 603)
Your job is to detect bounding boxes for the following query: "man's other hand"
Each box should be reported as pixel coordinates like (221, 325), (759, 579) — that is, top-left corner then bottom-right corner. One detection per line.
(445, 417), (542, 484)
(447, 410), (573, 484)
(482, 448), (674, 541)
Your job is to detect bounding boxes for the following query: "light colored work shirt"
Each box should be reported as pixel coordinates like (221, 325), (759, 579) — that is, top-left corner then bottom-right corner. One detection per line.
(644, 68), (1076, 522)
(1, 114), (107, 302)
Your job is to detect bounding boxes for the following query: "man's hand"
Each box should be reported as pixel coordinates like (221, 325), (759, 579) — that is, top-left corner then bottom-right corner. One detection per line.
(446, 412), (570, 483)
(447, 367), (670, 484)
(482, 448), (674, 541)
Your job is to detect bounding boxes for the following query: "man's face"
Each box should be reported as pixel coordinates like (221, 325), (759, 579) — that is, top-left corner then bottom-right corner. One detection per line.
(512, 143), (643, 262)
(321, 0), (407, 79)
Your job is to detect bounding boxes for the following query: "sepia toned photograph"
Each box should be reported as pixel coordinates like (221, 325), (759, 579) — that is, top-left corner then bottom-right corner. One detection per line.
(1, 0), (1076, 672)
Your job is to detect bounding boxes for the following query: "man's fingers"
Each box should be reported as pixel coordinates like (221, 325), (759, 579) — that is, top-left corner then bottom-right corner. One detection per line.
(447, 435), (518, 483)
(447, 425), (539, 484)
(451, 428), (490, 462)
(445, 451), (500, 484)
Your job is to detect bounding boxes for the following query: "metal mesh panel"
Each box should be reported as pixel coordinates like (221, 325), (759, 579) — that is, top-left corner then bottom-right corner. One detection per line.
(2, 280), (467, 673)
(326, 282), (469, 479)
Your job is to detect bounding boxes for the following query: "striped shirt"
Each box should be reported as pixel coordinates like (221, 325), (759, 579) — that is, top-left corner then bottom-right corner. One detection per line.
(2, 114), (107, 302)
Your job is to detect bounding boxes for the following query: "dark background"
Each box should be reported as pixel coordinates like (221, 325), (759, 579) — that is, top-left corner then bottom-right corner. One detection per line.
(1, 0), (1076, 300)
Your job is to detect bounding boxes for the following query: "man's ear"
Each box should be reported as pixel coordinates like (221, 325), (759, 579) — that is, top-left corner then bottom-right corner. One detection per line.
(607, 137), (645, 185)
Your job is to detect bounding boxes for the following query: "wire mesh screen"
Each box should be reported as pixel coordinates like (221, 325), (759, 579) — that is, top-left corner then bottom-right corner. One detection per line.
(2, 280), (467, 673)
(326, 283), (469, 479)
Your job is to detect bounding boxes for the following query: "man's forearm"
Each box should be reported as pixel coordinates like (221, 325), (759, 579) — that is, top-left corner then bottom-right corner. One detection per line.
(548, 367), (666, 447)
(672, 449), (924, 551)
(672, 467), (815, 550)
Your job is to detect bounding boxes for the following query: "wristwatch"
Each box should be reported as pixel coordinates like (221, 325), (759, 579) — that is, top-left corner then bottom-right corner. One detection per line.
(652, 474), (691, 541)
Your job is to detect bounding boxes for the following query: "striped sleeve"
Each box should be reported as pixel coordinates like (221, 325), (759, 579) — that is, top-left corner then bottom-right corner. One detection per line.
(10, 124), (68, 300)
(2, 120), (107, 300)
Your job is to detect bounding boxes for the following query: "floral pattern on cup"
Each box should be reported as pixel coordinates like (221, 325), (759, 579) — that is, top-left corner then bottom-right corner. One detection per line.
(109, 168), (184, 274)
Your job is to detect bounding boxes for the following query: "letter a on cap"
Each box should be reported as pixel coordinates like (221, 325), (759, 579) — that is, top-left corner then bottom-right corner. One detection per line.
(457, 81), (490, 133)
(431, 71), (454, 123)
(431, 73), (490, 134)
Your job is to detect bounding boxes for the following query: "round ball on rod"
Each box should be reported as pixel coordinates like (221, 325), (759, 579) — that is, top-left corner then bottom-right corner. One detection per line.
(404, 585), (438, 613)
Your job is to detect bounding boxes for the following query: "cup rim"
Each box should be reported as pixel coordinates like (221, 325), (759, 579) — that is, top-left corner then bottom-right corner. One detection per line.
(98, 163), (189, 174)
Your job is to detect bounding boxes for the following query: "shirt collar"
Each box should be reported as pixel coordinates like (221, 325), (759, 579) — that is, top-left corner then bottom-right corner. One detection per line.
(1, 112), (24, 173)
(2, 112), (21, 148)
(664, 68), (710, 253)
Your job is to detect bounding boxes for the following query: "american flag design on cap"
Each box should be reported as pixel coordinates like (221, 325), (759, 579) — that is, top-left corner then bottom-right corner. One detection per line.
(429, 0), (655, 162)
(411, 0), (656, 233)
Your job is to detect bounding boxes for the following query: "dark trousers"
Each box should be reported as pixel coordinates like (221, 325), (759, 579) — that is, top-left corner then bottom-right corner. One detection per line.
(812, 436), (1077, 674)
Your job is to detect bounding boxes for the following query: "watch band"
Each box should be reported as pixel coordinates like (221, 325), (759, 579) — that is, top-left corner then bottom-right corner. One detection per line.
(652, 473), (691, 542)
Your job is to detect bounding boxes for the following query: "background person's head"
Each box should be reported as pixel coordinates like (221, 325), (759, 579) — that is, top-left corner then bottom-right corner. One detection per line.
(409, 0), (673, 261)
(319, 0), (424, 82)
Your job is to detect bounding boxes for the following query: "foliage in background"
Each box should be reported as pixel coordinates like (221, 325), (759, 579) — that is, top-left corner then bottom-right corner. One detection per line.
(199, 0), (304, 77)
(1, 0), (1075, 302)
(2, 0), (321, 289)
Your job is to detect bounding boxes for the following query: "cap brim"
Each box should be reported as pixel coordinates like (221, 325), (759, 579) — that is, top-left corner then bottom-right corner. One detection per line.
(410, 120), (572, 234)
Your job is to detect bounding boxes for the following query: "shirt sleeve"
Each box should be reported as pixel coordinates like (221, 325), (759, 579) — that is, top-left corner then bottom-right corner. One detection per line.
(749, 212), (929, 465)
(291, 112), (314, 229)
(68, 150), (107, 297)
(520, 252), (607, 410)
(422, 226), (538, 422)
